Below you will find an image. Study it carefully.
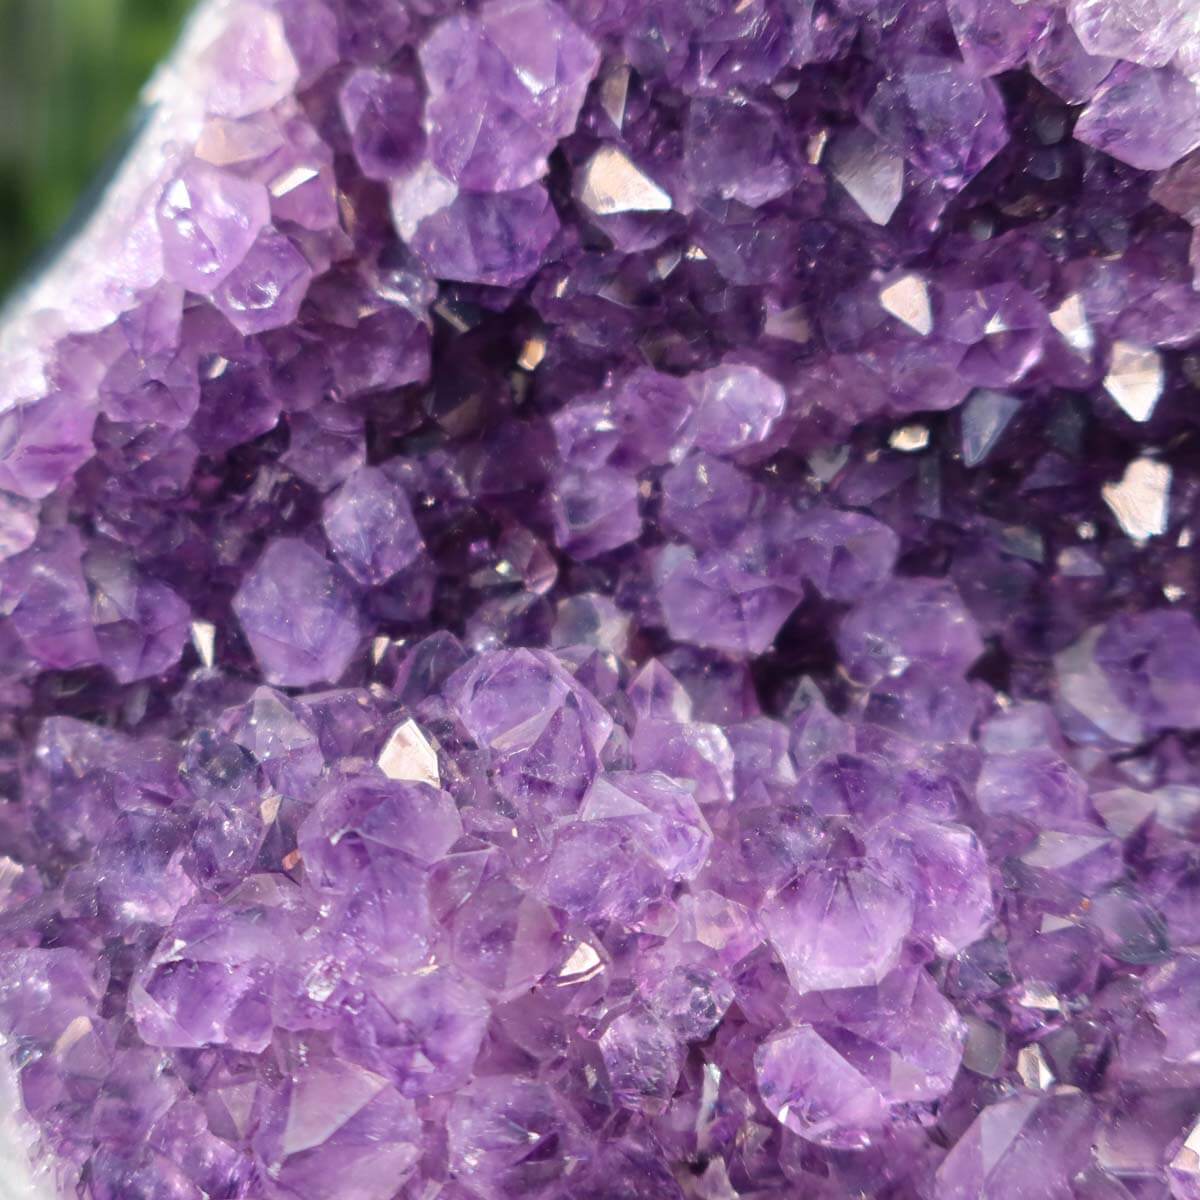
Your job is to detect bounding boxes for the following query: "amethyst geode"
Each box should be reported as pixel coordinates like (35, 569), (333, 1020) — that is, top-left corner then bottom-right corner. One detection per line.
(4, 0), (1200, 1197)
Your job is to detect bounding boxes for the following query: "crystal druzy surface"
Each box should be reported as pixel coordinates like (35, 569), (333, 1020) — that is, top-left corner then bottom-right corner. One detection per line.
(4, 0), (1200, 1197)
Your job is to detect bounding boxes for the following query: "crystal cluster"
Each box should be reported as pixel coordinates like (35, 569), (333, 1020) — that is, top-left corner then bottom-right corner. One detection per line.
(3, 0), (1200, 1198)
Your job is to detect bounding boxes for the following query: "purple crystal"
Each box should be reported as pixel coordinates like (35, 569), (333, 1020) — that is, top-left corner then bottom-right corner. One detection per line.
(447, 1076), (578, 1198)
(684, 97), (796, 208)
(755, 1024), (888, 1149)
(785, 506), (900, 602)
(420, 0), (598, 192)
(580, 770), (712, 881)
(838, 577), (984, 685)
(762, 855), (915, 993)
(339, 66), (425, 182)
(947, 0), (1046, 76)
(0, 389), (98, 500)
(1030, 9), (1117, 105)
(156, 160), (271, 294)
(862, 57), (1009, 187)
(936, 1091), (1096, 1198)
(321, 465), (424, 586)
(253, 1053), (422, 1200)
(688, 362), (786, 457)
(409, 183), (560, 286)
(210, 228), (313, 335)
(1095, 609), (1200, 733)
(2, 0), (1200, 1196)
(84, 542), (192, 683)
(600, 1008), (685, 1111)
(232, 537), (364, 686)
(658, 545), (803, 657)
(550, 465), (641, 559)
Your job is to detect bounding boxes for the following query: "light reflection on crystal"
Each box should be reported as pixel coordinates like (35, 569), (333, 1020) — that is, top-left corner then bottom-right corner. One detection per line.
(1104, 341), (1164, 422)
(1049, 292), (1094, 354)
(579, 145), (672, 215)
(828, 127), (905, 225)
(1016, 1043), (1055, 1090)
(879, 273), (933, 336)
(1101, 456), (1171, 541)
(961, 388), (1020, 466)
(599, 65), (630, 130)
(889, 423), (930, 451)
(377, 719), (440, 786)
(189, 619), (216, 668)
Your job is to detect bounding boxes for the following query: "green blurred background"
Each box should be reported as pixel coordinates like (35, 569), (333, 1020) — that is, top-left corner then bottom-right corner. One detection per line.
(0, 0), (194, 295)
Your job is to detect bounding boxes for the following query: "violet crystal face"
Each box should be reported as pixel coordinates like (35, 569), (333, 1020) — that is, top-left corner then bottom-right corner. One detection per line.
(5, 0), (1200, 1198)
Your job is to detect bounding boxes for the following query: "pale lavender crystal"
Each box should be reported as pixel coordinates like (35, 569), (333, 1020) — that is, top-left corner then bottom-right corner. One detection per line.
(599, 1008), (685, 1111)
(1144, 954), (1200, 1061)
(156, 160), (272, 294)
(630, 717), (734, 807)
(339, 965), (490, 1096)
(448, 872), (562, 997)
(538, 821), (665, 924)
(232, 537), (363, 686)
(863, 57), (1009, 187)
(1029, 9), (1117, 104)
(253, 1054), (422, 1200)
(419, 0), (599, 191)
(755, 1024), (888, 1149)
(1075, 65), (1200, 170)
(868, 815), (994, 956)
(762, 856), (914, 993)
(838, 969), (966, 1106)
(642, 960), (733, 1040)
(301, 776), (463, 874)
(0, 389), (99, 500)
(580, 770), (712, 881)
(947, 0), (1046, 76)
(447, 1076), (578, 1199)
(131, 896), (287, 1051)
(936, 1091), (1096, 1199)
(448, 647), (612, 762)
(210, 228), (313, 334)
(627, 659), (692, 723)
(977, 747), (1090, 827)
(1068, 0), (1200, 68)
(190, 3), (299, 118)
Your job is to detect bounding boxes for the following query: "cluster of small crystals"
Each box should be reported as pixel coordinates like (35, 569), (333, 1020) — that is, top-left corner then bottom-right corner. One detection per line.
(5, 0), (1200, 1198)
